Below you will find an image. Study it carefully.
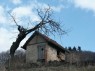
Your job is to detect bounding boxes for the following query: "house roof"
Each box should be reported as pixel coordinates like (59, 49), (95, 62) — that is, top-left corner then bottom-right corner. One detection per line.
(22, 31), (69, 53)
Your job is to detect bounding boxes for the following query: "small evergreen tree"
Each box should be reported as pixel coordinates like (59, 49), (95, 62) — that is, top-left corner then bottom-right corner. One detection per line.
(73, 46), (76, 51)
(78, 46), (81, 51)
(68, 47), (72, 51)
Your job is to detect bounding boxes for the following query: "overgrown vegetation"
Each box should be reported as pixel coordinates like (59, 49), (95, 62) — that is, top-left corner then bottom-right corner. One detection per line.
(65, 47), (95, 66)
(0, 49), (95, 71)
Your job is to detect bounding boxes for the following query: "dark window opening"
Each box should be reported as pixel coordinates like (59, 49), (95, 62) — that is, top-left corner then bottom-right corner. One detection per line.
(57, 50), (60, 55)
(41, 48), (44, 51)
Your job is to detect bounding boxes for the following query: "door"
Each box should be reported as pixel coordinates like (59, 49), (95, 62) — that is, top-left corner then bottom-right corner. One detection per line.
(38, 44), (45, 60)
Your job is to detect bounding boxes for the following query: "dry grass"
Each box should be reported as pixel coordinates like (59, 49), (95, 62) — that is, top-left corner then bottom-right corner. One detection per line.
(9, 65), (95, 71)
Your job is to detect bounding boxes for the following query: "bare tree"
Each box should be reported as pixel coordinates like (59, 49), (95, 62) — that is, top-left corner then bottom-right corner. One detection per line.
(9, 7), (66, 57)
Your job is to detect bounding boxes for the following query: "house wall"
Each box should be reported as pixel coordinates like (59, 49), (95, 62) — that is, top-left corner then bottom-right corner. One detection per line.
(46, 45), (59, 62)
(58, 52), (65, 61)
(26, 45), (38, 63)
(26, 35), (46, 63)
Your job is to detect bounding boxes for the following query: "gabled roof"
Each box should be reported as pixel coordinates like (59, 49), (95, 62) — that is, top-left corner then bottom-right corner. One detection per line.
(22, 31), (69, 53)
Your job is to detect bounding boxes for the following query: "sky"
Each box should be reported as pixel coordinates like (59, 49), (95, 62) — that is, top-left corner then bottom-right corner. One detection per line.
(0, 0), (95, 52)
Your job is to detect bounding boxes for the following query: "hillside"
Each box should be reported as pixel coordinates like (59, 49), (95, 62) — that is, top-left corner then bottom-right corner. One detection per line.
(0, 50), (95, 71)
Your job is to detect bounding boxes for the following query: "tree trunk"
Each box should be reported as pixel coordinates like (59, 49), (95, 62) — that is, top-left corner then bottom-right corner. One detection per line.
(10, 32), (27, 57)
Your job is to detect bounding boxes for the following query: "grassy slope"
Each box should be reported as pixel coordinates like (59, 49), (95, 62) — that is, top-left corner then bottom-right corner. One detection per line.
(15, 65), (95, 71)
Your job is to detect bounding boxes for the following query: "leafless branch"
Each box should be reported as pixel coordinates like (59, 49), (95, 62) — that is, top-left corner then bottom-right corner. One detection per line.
(8, 12), (19, 27)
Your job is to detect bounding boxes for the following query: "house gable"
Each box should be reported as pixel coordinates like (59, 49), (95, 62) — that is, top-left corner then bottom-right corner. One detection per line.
(27, 34), (47, 47)
(26, 34), (47, 63)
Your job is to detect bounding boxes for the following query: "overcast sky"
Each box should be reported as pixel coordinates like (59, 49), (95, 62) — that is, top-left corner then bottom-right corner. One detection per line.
(0, 0), (95, 52)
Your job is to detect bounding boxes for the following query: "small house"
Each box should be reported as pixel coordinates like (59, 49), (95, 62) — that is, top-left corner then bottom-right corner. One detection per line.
(22, 31), (69, 63)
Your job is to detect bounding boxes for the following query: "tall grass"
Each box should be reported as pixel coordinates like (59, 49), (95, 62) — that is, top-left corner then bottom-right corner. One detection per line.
(9, 65), (95, 71)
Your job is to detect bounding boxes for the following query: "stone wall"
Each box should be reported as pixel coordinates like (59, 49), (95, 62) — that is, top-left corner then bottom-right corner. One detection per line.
(46, 45), (59, 62)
